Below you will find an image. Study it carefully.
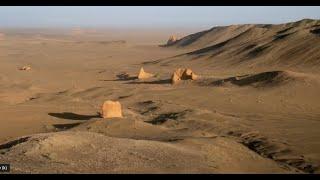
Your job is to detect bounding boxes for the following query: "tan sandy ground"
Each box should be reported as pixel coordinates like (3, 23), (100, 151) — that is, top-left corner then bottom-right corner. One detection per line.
(0, 21), (320, 173)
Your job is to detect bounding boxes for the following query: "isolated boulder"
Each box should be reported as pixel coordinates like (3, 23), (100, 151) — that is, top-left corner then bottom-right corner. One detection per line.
(101, 100), (123, 118)
(171, 68), (198, 84)
(167, 35), (178, 45)
(19, 66), (31, 71)
(138, 67), (154, 79)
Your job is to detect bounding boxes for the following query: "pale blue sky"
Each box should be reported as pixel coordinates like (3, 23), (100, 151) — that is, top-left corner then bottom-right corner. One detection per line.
(0, 6), (320, 29)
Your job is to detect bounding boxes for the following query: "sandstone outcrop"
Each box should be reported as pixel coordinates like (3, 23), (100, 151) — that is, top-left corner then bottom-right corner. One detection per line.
(138, 67), (154, 79)
(19, 66), (31, 71)
(171, 68), (198, 84)
(167, 35), (178, 45)
(101, 100), (123, 118)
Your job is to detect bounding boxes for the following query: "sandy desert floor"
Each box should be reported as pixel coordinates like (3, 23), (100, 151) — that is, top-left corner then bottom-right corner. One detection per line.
(0, 21), (320, 173)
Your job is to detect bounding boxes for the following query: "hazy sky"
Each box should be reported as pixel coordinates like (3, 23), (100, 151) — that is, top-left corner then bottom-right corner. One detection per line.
(0, 6), (320, 29)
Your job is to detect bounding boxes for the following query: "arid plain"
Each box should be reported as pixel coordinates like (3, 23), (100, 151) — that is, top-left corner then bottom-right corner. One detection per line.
(0, 19), (320, 173)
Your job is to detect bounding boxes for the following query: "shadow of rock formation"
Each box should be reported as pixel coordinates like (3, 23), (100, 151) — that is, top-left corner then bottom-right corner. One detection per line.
(48, 112), (100, 120)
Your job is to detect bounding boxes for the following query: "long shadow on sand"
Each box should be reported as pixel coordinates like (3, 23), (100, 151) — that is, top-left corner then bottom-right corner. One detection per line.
(125, 79), (171, 85)
(48, 112), (100, 120)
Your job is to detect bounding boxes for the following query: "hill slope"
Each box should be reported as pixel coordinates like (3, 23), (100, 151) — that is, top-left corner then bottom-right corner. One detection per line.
(155, 19), (320, 69)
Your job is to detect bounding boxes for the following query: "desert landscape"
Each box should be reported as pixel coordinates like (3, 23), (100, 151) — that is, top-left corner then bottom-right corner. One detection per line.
(0, 17), (320, 173)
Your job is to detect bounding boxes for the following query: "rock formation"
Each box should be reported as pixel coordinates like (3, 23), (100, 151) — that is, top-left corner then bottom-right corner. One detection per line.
(101, 100), (123, 118)
(171, 68), (198, 84)
(167, 35), (178, 45)
(19, 66), (31, 71)
(138, 67), (154, 79)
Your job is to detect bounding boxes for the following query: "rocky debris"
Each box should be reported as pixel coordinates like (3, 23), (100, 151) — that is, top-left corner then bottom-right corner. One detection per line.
(101, 100), (123, 118)
(116, 72), (130, 80)
(171, 68), (198, 84)
(138, 67), (154, 80)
